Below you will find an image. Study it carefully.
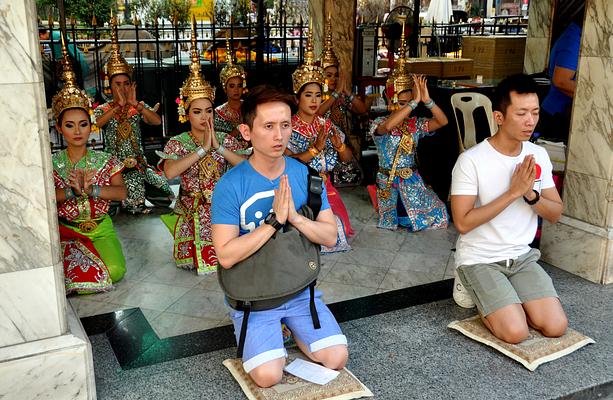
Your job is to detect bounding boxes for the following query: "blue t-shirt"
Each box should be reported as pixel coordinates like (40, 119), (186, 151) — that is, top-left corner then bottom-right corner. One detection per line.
(211, 157), (330, 236)
(542, 23), (581, 115)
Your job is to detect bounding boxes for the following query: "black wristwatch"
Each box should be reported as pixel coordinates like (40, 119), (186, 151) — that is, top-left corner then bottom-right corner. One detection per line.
(523, 189), (540, 205)
(264, 212), (284, 231)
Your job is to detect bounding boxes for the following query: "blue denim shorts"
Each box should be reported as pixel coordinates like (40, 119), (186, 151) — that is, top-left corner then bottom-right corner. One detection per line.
(228, 288), (347, 373)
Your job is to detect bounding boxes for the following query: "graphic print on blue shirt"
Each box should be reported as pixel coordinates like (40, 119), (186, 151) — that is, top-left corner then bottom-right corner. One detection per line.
(211, 157), (330, 236)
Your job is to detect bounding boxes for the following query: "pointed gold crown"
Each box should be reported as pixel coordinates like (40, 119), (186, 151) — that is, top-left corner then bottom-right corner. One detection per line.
(52, 34), (95, 122)
(292, 20), (324, 94)
(320, 15), (339, 70)
(219, 35), (246, 89)
(177, 16), (216, 122)
(105, 12), (133, 79)
(385, 20), (414, 108)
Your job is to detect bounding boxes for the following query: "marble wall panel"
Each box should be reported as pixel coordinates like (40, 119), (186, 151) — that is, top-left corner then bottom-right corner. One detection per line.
(0, 81), (60, 274)
(566, 56), (613, 180)
(327, 0), (356, 79)
(605, 239), (613, 284)
(308, 0), (325, 57)
(562, 170), (609, 228)
(527, 0), (554, 39)
(581, 0), (613, 58)
(0, 304), (94, 399)
(524, 37), (550, 74)
(523, 0), (553, 73)
(308, 0), (356, 81)
(607, 196), (613, 229)
(0, 346), (91, 399)
(540, 219), (607, 283)
(0, 0), (42, 85)
(0, 266), (64, 347)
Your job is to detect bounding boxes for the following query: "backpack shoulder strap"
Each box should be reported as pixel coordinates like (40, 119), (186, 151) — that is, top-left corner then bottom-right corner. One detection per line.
(306, 166), (323, 219)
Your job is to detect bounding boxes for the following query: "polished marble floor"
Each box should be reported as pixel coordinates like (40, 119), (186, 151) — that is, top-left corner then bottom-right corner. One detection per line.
(69, 185), (458, 339)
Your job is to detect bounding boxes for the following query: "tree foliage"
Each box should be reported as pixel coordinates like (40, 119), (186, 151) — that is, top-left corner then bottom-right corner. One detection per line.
(162, 0), (192, 25)
(36, 0), (114, 26)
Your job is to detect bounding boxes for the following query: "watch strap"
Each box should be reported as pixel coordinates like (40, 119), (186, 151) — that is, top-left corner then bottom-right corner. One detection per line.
(265, 213), (284, 230)
(523, 189), (540, 205)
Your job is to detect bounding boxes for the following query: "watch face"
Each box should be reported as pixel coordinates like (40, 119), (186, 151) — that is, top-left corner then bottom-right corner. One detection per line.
(265, 212), (275, 224)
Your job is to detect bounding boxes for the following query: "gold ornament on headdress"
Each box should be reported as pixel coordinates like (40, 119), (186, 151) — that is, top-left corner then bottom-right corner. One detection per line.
(177, 15), (216, 123)
(104, 11), (133, 87)
(385, 20), (414, 111)
(219, 35), (247, 90)
(320, 14), (339, 99)
(292, 20), (324, 94)
(320, 15), (339, 71)
(52, 33), (97, 130)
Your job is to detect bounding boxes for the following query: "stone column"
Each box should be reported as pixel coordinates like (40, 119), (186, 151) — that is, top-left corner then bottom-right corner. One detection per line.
(523, 0), (554, 75)
(309, 0), (356, 79)
(0, 0), (96, 398)
(308, 0), (325, 57)
(540, 0), (613, 285)
(326, 0), (357, 79)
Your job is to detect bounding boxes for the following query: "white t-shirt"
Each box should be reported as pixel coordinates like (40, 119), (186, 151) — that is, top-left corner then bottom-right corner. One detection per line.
(451, 139), (555, 267)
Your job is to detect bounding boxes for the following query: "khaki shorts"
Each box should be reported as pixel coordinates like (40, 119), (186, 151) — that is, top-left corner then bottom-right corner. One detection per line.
(456, 248), (558, 317)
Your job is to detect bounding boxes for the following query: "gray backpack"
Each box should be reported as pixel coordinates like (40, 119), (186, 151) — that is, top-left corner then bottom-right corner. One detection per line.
(218, 167), (324, 357)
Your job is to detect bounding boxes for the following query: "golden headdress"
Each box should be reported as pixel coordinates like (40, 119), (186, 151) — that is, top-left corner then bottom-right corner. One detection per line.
(291, 21), (324, 94)
(52, 34), (97, 129)
(177, 16), (216, 123)
(320, 15), (339, 71)
(104, 12), (133, 84)
(385, 20), (414, 110)
(219, 36), (247, 90)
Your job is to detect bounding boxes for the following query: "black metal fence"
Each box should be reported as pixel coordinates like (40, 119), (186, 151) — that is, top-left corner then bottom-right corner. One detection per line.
(42, 17), (310, 150)
(42, 14), (527, 151)
(420, 15), (528, 57)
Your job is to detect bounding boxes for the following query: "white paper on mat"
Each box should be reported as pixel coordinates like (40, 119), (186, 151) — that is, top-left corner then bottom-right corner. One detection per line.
(284, 358), (340, 385)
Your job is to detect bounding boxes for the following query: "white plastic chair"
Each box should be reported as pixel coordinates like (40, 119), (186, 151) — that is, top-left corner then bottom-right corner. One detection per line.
(450, 92), (498, 152)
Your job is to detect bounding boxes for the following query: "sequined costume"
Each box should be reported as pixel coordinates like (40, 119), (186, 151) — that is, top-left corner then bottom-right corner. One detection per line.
(369, 116), (449, 231)
(94, 101), (174, 209)
(323, 95), (362, 186)
(288, 114), (353, 253)
(214, 102), (251, 155)
(53, 150), (126, 294)
(158, 132), (241, 274)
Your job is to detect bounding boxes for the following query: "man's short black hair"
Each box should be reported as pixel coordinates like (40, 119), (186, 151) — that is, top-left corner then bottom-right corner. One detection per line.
(493, 73), (539, 115)
(241, 84), (295, 128)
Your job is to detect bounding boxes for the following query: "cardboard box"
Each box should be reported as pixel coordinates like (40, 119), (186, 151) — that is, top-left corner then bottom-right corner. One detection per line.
(405, 58), (443, 76)
(438, 57), (474, 78)
(462, 36), (526, 79)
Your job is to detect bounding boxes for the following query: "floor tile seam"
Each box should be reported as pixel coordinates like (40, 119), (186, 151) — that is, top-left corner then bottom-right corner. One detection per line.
(321, 267), (388, 289)
(376, 268), (393, 293)
(383, 264), (448, 275)
(140, 273), (205, 289)
(391, 249), (453, 259)
(333, 259), (393, 270)
(442, 252), (454, 280)
(321, 277), (382, 290)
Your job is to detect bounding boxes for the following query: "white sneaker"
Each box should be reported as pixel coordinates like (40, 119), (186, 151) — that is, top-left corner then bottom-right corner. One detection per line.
(453, 270), (475, 308)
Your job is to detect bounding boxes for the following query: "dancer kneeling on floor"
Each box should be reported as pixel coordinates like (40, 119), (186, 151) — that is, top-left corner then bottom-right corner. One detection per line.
(212, 85), (348, 388)
(450, 74), (567, 344)
(158, 18), (244, 275)
(52, 37), (127, 294)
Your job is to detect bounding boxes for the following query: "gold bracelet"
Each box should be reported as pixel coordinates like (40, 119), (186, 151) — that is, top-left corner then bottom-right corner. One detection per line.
(335, 143), (347, 153)
(308, 147), (319, 157)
